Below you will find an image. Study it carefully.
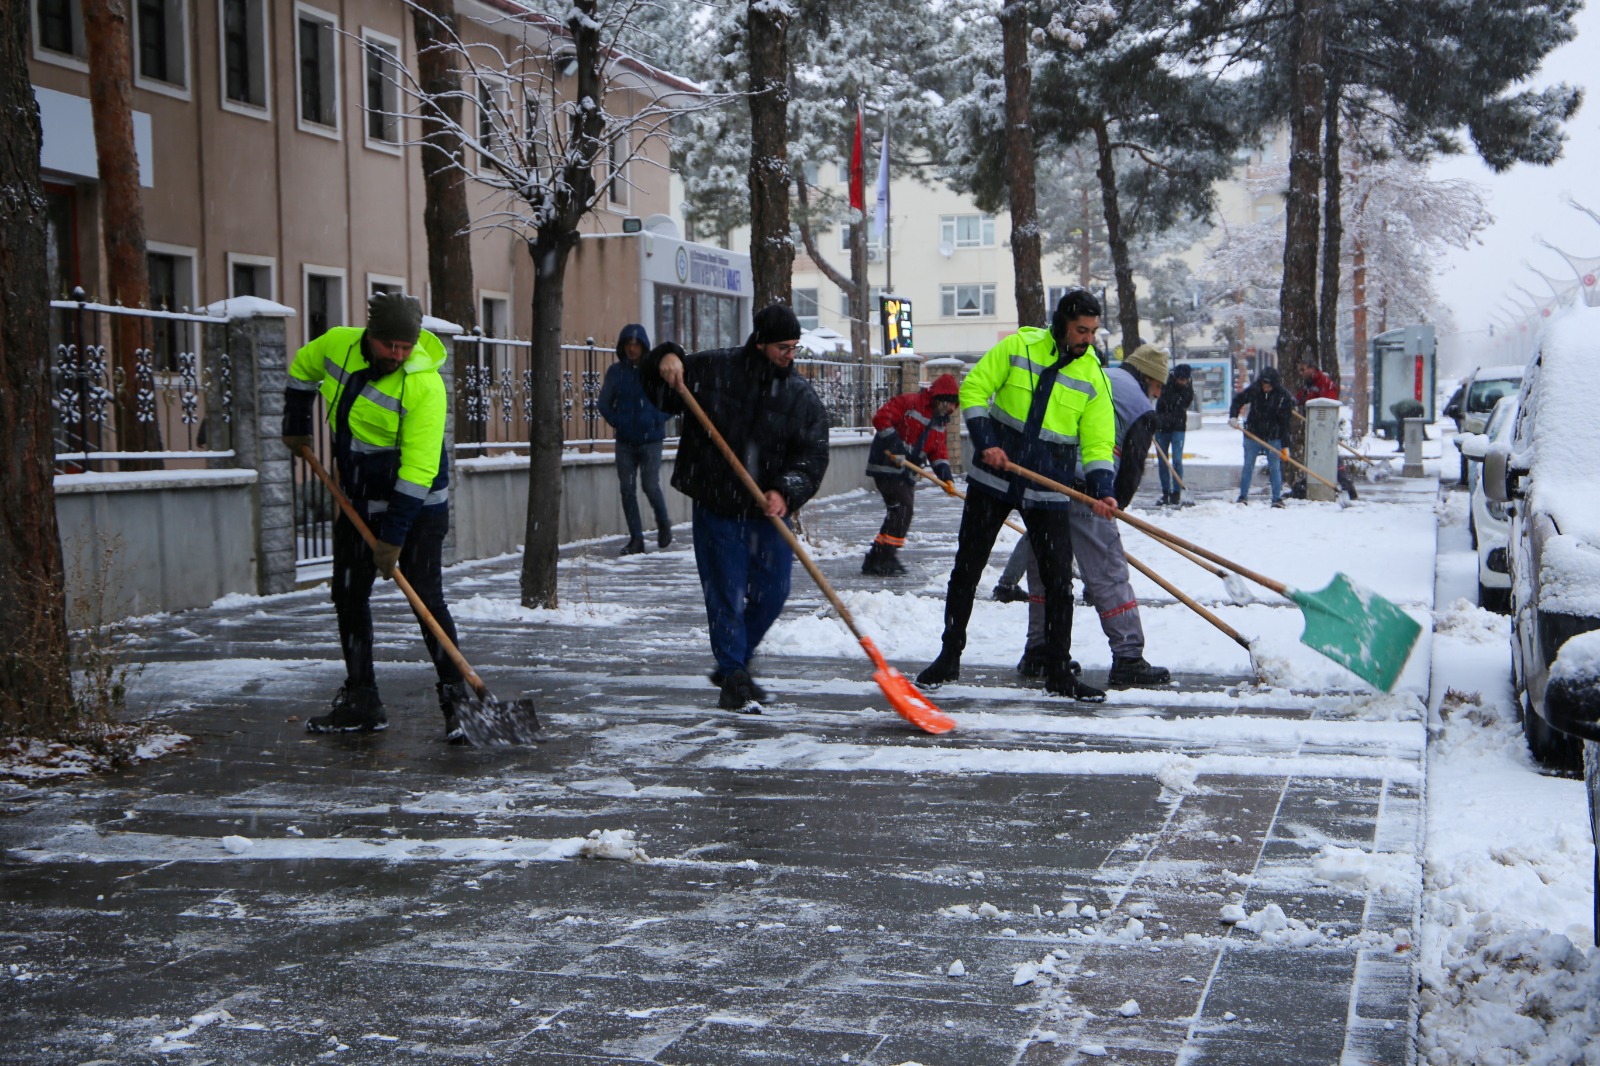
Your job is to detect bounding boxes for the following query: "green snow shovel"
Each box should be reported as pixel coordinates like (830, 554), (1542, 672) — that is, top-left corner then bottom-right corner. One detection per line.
(1005, 461), (1422, 692)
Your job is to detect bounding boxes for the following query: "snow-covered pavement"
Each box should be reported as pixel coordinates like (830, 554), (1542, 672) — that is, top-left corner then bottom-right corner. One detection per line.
(1, 468), (1596, 1063)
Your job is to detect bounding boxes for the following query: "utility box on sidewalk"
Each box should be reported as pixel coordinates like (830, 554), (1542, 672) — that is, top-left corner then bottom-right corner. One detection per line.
(1304, 398), (1341, 501)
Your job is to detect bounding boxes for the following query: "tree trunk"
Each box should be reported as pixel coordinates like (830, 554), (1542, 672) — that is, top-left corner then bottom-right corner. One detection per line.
(1000, 3), (1044, 329)
(83, 0), (160, 462)
(1, 0), (76, 734)
(747, 0), (792, 309)
(519, 237), (571, 608)
(850, 209), (869, 362)
(1092, 119), (1140, 352)
(411, 0), (476, 434)
(1276, 0), (1325, 388)
(1317, 80), (1342, 380)
(1351, 239), (1369, 438)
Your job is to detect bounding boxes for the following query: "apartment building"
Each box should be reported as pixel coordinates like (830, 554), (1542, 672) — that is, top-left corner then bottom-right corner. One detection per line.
(27, 0), (742, 350)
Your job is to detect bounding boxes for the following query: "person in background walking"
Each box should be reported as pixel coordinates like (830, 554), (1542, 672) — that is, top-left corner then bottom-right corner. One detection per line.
(1154, 363), (1194, 506)
(916, 289), (1117, 702)
(280, 292), (469, 741)
(1228, 366), (1295, 507)
(861, 373), (961, 576)
(1004, 343), (1172, 689)
(640, 305), (830, 713)
(599, 323), (674, 555)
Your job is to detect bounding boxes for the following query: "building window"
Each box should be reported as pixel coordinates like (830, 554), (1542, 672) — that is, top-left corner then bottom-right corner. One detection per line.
(836, 162), (849, 184)
(838, 223), (883, 256)
(228, 254), (275, 300)
(480, 294), (509, 337)
(363, 31), (402, 147)
(135, 0), (188, 89)
(607, 132), (629, 207)
(840, 286), (884, 320)
(36, 0), (86, 59)
(305, 268), (345, 342)
(220, 0), (269, 112)
(147, 246), (196, 370)
(940, 214), (996, 250)
(368, 275), (404, 299)
(295, 5), (340, 133)
(477, 77), (509, 171)
(794, 288), (818, 331)
(941, 283), (996, 318)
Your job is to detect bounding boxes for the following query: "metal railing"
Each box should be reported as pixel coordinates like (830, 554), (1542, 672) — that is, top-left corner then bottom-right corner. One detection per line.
(455, 335), (623, 453)
(794, 356), (896, 430)
(50, 289), (234, 473)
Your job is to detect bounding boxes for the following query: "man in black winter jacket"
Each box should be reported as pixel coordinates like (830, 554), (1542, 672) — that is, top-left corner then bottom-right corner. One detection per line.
(1154, 364), (1194, 505)
(641, 305), (830, 712)
(1228, 366), (1295, 506)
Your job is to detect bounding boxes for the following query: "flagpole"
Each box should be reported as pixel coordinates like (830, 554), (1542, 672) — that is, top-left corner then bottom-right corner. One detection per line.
(883, 115), (893, 294)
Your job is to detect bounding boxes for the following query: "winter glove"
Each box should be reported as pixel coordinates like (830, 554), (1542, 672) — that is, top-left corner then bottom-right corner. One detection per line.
(281, 434), (313, 457)
(1227, 418), (1242, 431)
(933, 461), (955, 492)
(371, 540), (402, 579)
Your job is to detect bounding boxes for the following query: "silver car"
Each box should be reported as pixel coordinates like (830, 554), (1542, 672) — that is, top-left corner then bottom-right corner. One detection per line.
(1457, 394), (1518, 613)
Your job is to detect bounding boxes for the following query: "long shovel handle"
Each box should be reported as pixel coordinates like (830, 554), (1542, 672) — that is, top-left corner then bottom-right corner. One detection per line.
(1293, 408), (1376, 466)
(1151, 440), (1188, 491)
(297, 445), (488, 698)
(1123, 551), (1252, 650)
(894, 456), (1027, 536)
(1140, 528), (1230, 581)
(673, 383), (865, 642)
(1237, 424), (1343, 494)
(1003, 461), (1290, 597)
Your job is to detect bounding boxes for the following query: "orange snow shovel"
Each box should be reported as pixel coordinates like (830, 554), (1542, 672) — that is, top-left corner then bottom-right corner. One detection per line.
(1005, 461), (1421, 692)
(296, 446), (541, 745)
(678, 383), (955, 734)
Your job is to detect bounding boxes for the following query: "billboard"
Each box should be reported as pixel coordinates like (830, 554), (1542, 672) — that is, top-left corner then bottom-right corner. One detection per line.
(880, 295), (913, 357)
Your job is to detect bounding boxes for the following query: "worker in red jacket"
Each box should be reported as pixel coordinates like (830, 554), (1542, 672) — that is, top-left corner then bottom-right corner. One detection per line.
(861, 373), (961, 576)
(1296, 364), (1340, 408)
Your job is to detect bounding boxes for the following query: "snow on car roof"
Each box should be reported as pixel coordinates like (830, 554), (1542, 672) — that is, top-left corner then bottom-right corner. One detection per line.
(1472, 364), (1526, 380)
(1527, 304), (1600, 612)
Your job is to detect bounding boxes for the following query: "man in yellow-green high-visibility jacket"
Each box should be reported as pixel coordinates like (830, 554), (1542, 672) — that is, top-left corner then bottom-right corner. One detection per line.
(916, 288), (1118, 702)
(280, 292), (468, 741)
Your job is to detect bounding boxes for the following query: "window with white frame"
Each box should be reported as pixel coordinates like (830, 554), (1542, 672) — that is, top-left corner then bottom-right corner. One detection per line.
(794, 288), (819, 331)
(477, 76), (509, 171)
(228, 253), (276, 300)
(480, 293), (510, 338)
(35, 0), (87, 62)
(838, 222), (883, 255)
(367, 275), (405, 299)
(940, 214), (996, 250)
(304, 267), (346, 342)
(220, 0), (269, 112)
(362, 30), (402, 148)
(147, 243), (197, 370)
(836, 162), (849, 184)
(135, 0), (189, 91)
(840, 286), (884, 320)
(295, 4), (339, 133)
(941, 283), (996, 318)
(607, 131), (629, 207)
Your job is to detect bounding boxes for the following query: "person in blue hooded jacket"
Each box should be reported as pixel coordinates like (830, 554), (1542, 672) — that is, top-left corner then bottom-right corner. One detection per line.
(599, 323), (675, 554)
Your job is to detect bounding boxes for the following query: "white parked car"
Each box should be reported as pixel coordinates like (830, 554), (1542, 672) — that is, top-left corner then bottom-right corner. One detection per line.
(1456, 394), (1518, 613)
(1446, 364), (1525, 482)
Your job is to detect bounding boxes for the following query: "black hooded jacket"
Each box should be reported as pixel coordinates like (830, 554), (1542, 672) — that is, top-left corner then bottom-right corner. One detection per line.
(641, 338), (830, 520)
(1228, 366), (1295, 441)
(1155, 371), (1194, 433)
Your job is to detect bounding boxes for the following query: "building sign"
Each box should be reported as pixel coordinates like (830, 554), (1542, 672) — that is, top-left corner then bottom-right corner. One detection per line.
(672, 246), (742, 294)
(880, 295), (913, 356)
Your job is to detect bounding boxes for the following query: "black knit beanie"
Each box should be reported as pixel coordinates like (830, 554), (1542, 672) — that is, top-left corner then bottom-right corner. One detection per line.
(368, 292), (423, 344)
(751, 303), (802, 345)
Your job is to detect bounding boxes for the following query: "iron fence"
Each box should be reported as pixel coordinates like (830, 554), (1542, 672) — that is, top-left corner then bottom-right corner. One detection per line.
(794, 356), (896, 430)
(50, 289), (235, 473)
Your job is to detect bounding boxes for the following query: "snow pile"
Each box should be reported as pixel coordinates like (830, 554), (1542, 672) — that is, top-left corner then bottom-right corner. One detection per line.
(451, 594), (646, 625)
(578, 828), (651, 863)
(1313, 844), (1422, 898)
(220, 835), (253, 855)
(0, 726), (191, 783)
(1155, 755), (1202, 796)
(1233, 903), (1325, 948)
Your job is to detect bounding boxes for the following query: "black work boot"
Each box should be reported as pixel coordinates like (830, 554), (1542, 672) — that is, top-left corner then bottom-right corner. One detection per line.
(879, 546), (907, 574)
(708, 668), (768, 702)
(1107, 657), (1173, 689)
(1016, 647), (1048, 679)
(659, 525), (674, 549)
(1046, 663), (1105, 702)
(620, 536), (647, 556)
(718, 669), (763, 713)
(862, 544), (905, 576)
(307, 684), (386, 733)
(916, 649), (961, 687)
(437, 681), (471, 744)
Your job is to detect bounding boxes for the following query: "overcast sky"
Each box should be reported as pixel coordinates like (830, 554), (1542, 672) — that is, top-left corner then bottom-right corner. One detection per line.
(1431, 3), (1600, 375)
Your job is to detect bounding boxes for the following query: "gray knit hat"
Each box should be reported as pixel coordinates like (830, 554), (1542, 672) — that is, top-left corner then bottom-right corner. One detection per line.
(367, 292), (423, 344)
(1122, 343), (1170, 385)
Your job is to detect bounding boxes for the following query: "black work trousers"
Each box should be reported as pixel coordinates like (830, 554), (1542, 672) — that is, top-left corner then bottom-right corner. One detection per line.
(331, 506), (463, 690)
(872, 475), (916, 545)
(940, 489), (1075, 670)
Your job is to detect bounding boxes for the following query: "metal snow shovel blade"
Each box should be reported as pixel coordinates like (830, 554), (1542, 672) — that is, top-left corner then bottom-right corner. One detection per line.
(1004, 461), (1422, 692)
(297, 447), (541, 744)
(678, 384), (955, 734)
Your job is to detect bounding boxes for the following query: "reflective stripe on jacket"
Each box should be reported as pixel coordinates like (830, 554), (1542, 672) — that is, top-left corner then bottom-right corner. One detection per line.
(960, 326), (1115, 509)
(286, 326), (449, 544)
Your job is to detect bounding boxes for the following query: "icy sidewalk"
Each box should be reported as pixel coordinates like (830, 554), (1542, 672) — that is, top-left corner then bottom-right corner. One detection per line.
(0, 478), (1438, 1064)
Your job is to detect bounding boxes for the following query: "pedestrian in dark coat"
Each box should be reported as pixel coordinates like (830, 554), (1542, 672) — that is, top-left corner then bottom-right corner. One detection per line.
(641, 304), (830, 712)
(599, 323), (674, 555)
(1228, 366), (1295, 506)
(1154, 363), (1194, 505)
(861, 373), (960, 576)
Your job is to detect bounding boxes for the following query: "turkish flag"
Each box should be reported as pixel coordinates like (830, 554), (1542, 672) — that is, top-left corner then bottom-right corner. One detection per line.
(849, 107), (865, 211)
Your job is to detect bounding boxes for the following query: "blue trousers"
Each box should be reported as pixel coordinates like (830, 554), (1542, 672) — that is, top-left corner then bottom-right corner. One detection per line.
(615, 440), (671, 541)
(1240, 436), (1284, 502)
(692, 504), (794, 675)
(1155, 430), (1185, 496)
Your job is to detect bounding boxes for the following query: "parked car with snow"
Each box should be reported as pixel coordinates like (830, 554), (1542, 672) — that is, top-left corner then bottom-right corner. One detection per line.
(1447, 364), (1525, 483)
(1456, 394), (1518, 613)
(1482, 311), (1597, 774)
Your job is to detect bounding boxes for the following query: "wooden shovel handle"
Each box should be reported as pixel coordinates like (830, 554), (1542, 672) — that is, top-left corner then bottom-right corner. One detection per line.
(297, 445), (487, 697)
(894, 455), (1027, 536)
(1151, 439), (1188, 490)
(674, 382), (866, 642)
(1123, 551), (1251, 650)
(1237, 424), (1342, 494)
(1003, 461), (1289, 596)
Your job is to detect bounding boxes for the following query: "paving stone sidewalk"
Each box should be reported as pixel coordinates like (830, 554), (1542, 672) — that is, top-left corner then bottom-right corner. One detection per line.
(1, 481), (1431, 1065)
